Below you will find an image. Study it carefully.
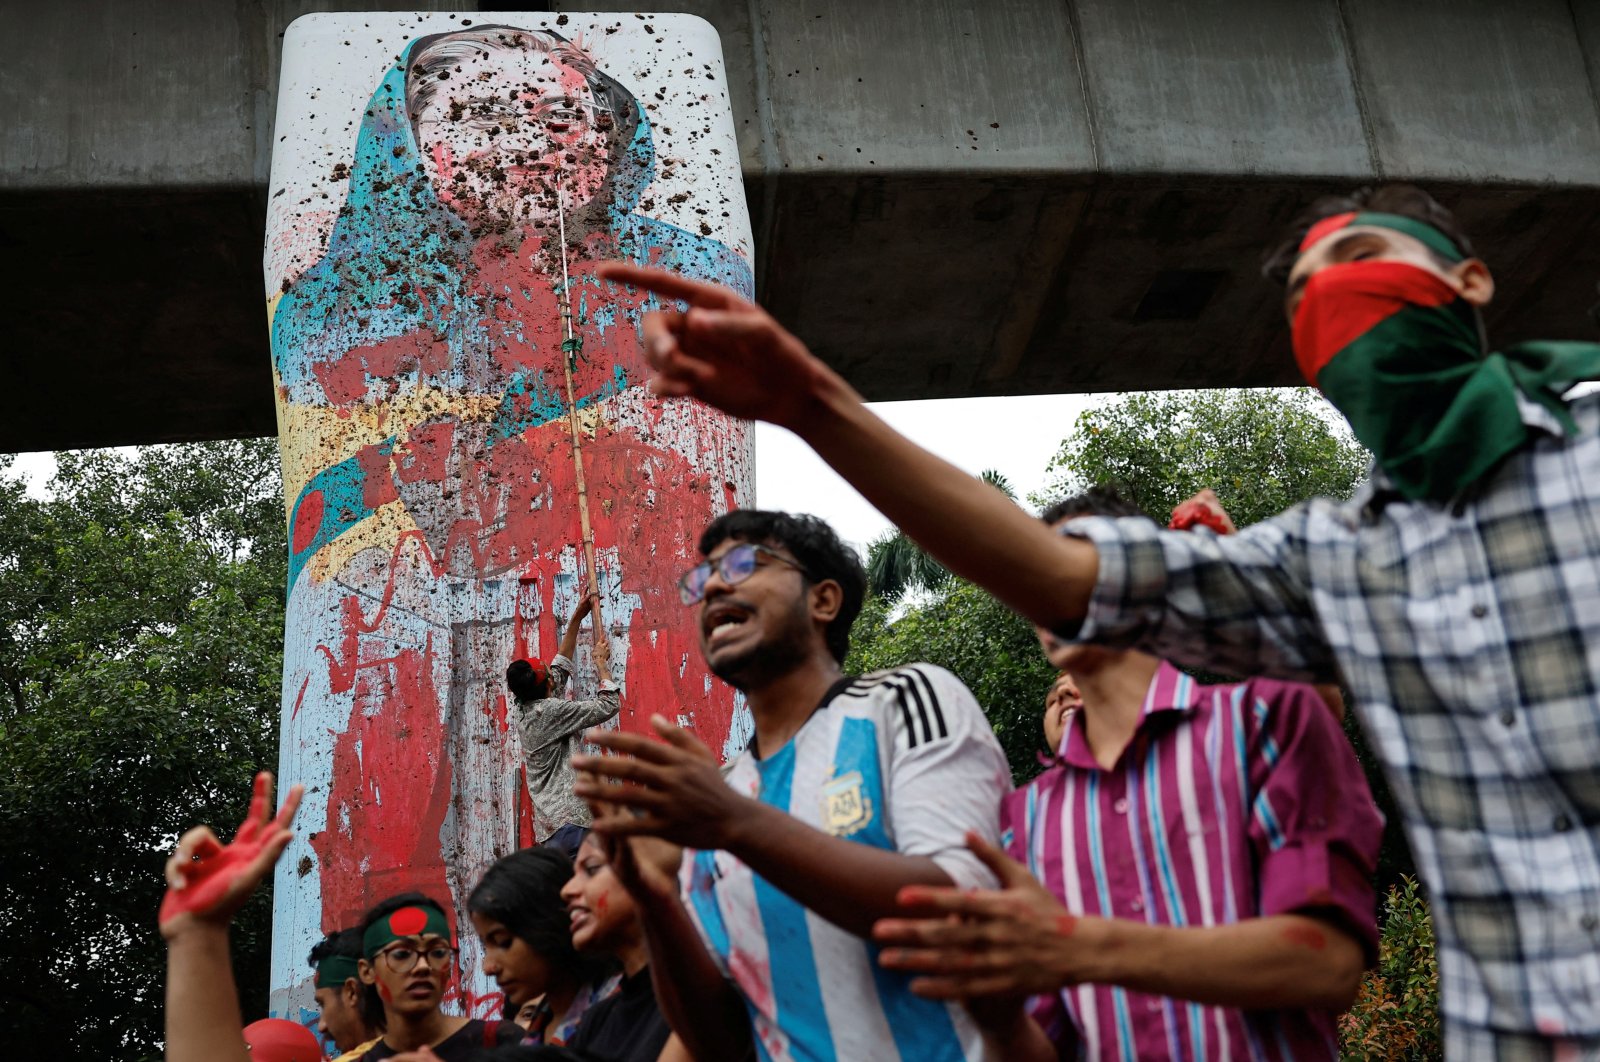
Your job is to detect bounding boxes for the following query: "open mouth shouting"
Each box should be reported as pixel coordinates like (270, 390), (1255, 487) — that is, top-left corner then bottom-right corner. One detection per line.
(701, 600), (756, 652)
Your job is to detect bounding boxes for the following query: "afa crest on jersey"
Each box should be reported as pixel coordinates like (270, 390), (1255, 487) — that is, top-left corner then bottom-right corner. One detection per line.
(821, 770), (874, 837)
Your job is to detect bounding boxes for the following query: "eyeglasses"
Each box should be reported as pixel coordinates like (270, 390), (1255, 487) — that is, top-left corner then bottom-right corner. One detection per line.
(678, 543), (808, 605)
(376, 943), (457, 972)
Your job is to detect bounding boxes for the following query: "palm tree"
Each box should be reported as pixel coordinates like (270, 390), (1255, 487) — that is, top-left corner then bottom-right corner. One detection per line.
(866, 469), (1016, 600)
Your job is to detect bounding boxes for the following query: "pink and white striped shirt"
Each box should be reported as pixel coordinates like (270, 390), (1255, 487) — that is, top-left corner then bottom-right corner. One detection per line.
(1001, 662), (1382, 1062)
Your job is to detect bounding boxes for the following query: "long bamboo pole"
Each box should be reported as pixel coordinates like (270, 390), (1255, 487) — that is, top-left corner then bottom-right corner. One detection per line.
(554, 189), (603, 644)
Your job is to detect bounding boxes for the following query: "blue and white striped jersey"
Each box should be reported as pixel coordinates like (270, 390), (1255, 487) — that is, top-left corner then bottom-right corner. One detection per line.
(679, 665), (1013, 1062)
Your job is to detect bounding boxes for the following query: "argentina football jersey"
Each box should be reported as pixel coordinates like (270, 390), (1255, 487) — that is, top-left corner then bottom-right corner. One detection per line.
(679, 664), (1013, 1062)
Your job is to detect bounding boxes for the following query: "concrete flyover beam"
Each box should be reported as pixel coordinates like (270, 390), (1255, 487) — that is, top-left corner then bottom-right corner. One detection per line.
(6, 0), (1600, 451)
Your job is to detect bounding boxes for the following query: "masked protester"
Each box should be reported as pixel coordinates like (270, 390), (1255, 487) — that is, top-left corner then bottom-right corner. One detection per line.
(350, 895), (524, 1060)
(596, 183), (1600, 1057)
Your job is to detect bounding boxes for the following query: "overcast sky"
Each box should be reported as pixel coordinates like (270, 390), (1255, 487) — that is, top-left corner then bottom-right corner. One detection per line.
(3, 393), (1097, 553)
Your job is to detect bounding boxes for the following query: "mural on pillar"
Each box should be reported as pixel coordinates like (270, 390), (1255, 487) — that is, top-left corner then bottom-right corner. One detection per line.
(264, 12), (753, 1022)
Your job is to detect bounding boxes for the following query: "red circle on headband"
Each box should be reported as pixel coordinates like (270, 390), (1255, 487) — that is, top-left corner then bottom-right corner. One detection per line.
(389, 906), (429, 936)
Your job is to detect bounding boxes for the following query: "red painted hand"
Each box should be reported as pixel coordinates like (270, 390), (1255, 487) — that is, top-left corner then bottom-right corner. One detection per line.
(872, 831), (1103, 1002)
(159, 771), (304, 936)
(1169, 488), (1237, 535)
(596, 262), (842, 432)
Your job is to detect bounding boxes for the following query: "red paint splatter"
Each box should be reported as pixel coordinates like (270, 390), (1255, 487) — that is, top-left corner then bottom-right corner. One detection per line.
(298, 231), (749, 966)
(293, 489), (325, 553)
(1281, 924), (1327, 951)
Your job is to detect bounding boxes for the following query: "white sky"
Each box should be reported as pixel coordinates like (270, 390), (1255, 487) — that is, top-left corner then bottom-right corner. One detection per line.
(3, 393), (1096, 551)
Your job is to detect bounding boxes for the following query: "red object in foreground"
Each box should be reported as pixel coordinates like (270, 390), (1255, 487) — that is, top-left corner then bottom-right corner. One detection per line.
(1169, 500), (1233, 535)
(243, 1018), (327, 1062)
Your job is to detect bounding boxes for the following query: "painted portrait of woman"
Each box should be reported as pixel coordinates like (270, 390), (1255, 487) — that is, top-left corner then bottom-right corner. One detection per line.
(266, 19), (753, 1018)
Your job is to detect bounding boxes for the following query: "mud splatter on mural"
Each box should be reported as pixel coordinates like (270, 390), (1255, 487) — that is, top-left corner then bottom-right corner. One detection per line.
(264, 12), (753, 1022)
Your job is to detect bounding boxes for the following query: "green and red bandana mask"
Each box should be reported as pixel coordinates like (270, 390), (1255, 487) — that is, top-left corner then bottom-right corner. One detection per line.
(1292, 213), (1600, 501)
(315, 955), (362, 989)
(362, 903), (452, 959)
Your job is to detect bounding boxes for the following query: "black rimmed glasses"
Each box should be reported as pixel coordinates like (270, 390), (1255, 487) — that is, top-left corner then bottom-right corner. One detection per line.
(678, 543), (808, 605)
(376, 942), (458, 972)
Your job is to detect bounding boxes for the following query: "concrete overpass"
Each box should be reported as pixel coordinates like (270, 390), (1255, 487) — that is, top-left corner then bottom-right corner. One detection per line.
(7, 0), (1600, 452)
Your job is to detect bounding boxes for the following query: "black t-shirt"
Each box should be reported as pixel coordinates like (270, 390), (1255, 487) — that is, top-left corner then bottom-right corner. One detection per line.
(565, 968), (671, 1062)
(360, 1018), (525, 1060)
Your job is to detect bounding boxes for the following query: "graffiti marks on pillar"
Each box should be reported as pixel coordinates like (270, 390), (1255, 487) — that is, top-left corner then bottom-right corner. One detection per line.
(265, 12), (753, 1019)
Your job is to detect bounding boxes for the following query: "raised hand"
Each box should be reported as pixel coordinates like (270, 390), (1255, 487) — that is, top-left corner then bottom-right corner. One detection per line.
(596, 262), (846, 431)
(873, 830), (1101, 1000)
(1169, 488), (1237, 534)
(571, 713), (742, 850)
(159, 771), (303, 936)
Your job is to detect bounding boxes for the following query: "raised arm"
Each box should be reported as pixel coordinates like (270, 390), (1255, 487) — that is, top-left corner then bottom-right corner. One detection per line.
(558, 595), (596, 663)
(161, 772), (304, 1062)
(601, 825), (753, 1062)
(597, 263), (1099, 634)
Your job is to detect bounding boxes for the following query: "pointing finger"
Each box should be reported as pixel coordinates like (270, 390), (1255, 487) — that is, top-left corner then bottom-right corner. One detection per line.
(597, 262), (748, 310)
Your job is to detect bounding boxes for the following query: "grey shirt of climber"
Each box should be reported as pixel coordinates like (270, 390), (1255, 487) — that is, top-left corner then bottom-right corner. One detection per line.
(512, 653), (621, 838)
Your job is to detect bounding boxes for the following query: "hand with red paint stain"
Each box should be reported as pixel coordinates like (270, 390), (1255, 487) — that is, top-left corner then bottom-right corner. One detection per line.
(873, 830), (1100, 1002)
(571, 713), (743, 850)
(596, 263), (846, 433)
(1169, 488), (1237, 535)
(160, 771), (304, 938)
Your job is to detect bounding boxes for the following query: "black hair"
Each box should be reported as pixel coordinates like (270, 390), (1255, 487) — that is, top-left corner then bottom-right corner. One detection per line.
(1038, 485), (1147, 525)
(468, 847), (616, 989)
(308, 927), (384, 1030)
(506, 658), (550, 701)
(1261, 183), (1477, 286)
(357, 891), (450, 1017)
(308, 926), (364, 968)
(697, 510), (867, 663)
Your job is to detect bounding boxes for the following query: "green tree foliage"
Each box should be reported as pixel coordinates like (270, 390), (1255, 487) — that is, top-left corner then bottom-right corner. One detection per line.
(1340, 877), (1441, 1060)
(847, 580), (1058, 782)
(1038, 388), (1369, 526)
(865, 470), (1014, 602)
(0, 441), (286, 1059)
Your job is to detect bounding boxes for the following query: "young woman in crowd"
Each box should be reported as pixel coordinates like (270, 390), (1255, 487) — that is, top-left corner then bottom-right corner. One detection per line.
(554, 833), (676, 1062)
(351, 892), (525, 1060)
(468, 847), (619, 1046)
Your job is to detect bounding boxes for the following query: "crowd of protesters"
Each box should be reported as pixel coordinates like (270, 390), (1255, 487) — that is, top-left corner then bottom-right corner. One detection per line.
(161, 184), (1600, 1061)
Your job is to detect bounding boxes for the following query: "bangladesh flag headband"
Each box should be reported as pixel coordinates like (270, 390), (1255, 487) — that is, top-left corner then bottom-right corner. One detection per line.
(1292, 213), (1600, 502)
(362, 903), (452, 958)
(316, 955), (361, 989)
(1298, 211), (1467, 264)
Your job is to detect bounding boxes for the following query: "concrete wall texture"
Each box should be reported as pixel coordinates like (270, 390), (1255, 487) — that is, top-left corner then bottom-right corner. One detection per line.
(7, 0), (1600, 451)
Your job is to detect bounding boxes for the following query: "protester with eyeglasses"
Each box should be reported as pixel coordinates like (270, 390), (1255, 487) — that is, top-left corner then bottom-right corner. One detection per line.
(506, 594), (621, 859)
(571, 509), (1012, 1061)
(350, 894), (524, 1059)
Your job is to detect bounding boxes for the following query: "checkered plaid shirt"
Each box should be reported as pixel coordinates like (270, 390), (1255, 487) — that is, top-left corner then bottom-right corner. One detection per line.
(1059, 391), (1600, 1041)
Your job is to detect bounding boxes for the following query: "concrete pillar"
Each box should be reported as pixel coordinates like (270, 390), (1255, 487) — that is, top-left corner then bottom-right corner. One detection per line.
(264, 11), (753, 1023)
